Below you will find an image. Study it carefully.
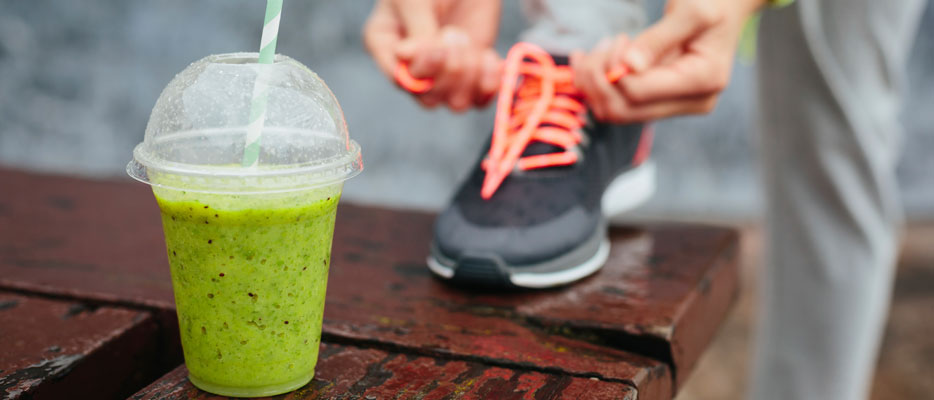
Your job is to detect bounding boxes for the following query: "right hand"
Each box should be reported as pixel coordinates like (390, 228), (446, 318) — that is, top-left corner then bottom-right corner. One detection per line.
(570, 0), (764, 123)
(363, 0), (502, 111)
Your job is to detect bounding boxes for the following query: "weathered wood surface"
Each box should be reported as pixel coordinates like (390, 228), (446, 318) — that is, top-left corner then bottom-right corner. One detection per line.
(131, 343), (639, 400)
(0, 292), (165, 399)
(0, 168), (173, 309)
(0, 168), (740, 398)
(329, 210), (737, 388)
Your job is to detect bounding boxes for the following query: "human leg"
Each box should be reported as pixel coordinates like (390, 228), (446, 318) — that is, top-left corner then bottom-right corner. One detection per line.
(752, 1), (926, 398)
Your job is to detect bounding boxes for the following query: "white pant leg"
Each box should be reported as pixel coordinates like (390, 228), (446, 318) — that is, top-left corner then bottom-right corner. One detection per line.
(752, 1), (926, 399)
(518, 0), (646, 54)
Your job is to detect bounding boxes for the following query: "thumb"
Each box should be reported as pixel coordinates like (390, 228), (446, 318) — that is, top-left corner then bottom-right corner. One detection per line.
(392, 0), (441, 61)
(624, 5), (717, 72)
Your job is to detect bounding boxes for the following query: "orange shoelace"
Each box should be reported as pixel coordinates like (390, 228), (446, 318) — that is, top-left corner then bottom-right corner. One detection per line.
(395, 42), (628, 199)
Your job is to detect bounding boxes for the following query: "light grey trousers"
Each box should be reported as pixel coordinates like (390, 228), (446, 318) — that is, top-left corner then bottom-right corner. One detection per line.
(753, 1), (925, 399)
(520, 0), (926, 399)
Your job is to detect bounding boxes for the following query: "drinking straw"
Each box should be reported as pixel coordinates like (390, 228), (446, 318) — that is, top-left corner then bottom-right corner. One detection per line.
(242, 0), (283, 167)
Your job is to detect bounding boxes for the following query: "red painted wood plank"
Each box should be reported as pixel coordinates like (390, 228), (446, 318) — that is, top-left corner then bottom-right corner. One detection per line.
(0, 168), (174, 309)
(131, 343), (639, 400)
(0, 168), (672, 397)
(476, 225), (740, 387)
(0, 167), (737, 395)
(0, 292), (167, 399)
(326, 207), (737, 389)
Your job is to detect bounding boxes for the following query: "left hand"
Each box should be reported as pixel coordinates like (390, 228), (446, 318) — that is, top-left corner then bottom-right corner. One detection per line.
(570, 0), (765, 123)
(363, 0), (502, 111)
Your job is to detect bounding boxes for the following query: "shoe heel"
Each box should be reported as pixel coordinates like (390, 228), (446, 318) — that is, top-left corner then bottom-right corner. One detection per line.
(452, 257), (510, 287)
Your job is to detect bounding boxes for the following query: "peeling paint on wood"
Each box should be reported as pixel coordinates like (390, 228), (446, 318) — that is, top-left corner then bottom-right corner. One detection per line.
(325, 208), (736, 391)
(0, 168), (739, 398)
(131, 343), (639, 400)
(0, 292), (164, 399)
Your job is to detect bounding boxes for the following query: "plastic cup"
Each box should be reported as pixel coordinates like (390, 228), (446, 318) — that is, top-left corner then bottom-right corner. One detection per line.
(127, 53), (362, 397)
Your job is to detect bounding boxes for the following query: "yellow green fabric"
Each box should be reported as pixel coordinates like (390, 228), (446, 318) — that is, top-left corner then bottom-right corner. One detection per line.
(738, 0), (794, 63)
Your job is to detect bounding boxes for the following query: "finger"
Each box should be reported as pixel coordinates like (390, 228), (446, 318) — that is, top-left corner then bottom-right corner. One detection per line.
(433, 49), (464, 108)
(363, 6), (403, 77)
(427, 31), (467, 108)
(618, 53), (728, 103)
(607, 35), (629, 72)
(571, 51), (599, 116)
(572, 52), (601, 118)
(406, 44), (445, 78)
(609, 94), (719, 123)
(367, 35), (401, 78)
(474, 49), (501, 107)
(441, 29), (476, 111)
(655, 45), (683, 66)
(623, 5), (719, 72)
(415, 50), (460, 107)
(395, 37), (430, 60)
(575, 54), (607, 120)
(449, 49), (479, 112)
(570, 51), (588, 93)
(589, 46), (629, 123)
(416, 95), (442, 109)
(605, 34), (630, 81)
(408, 28), (468, 104)
(583, 39), (617, 120)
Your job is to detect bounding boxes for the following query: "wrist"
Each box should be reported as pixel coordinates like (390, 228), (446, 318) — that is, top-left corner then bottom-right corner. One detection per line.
(744, 0), (794, 15)
(722, 0), (764, 30)
(740, 0), (770, 18)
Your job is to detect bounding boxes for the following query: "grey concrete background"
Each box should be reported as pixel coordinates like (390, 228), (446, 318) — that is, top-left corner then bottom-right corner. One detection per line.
(1, 1), (932, 219)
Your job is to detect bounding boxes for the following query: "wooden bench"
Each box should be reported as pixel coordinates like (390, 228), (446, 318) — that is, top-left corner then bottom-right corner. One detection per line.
(0, 168), (738, 399)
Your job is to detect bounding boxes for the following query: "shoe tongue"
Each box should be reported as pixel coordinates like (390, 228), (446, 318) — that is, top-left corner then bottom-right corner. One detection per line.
(522, 140), (565, 157)
(550, 54), (570, 66)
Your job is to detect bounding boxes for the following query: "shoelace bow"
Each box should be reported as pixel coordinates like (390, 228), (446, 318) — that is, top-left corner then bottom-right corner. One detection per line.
(396, 42), (628, 199)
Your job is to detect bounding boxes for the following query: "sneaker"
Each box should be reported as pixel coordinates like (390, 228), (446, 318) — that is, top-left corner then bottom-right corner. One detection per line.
(407, 43), (656, 289)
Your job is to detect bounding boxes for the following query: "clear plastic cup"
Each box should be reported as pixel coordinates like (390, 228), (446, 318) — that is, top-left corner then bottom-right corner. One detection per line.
(127, 53), (361, 397)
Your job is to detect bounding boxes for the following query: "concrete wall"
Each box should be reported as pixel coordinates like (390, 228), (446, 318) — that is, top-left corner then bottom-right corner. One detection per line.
(1, 1), (932, 219)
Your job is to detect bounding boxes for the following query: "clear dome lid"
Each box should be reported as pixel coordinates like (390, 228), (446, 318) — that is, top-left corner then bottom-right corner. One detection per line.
(127, 52), (362, 194)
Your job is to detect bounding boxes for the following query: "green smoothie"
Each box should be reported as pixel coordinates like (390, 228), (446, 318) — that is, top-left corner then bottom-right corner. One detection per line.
(154, 186), (340, 397)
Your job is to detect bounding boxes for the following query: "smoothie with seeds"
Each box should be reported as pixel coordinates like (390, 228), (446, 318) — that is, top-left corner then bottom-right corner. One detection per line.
(155, 186), (339, 394)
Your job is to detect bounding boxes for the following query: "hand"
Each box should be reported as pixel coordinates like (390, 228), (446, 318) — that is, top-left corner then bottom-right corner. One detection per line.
(363, 0), (502, 111)
(571, 0), (765, 123)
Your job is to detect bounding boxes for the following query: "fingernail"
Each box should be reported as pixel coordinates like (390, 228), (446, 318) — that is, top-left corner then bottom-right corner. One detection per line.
(441, 28), (469, 46)
(625, 47), (649, 72)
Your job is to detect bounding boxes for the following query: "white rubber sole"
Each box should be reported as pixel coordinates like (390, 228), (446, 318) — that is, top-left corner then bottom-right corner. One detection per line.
(601, 160), (656, 217)
(425, 238), (610, 288)
(509, 238), (610, 288)
(428, 161), (656, 288)
(426, 256), (455, 279)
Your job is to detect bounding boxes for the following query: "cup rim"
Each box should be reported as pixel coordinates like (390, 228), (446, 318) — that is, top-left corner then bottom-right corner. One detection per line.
(128, 131), (362, 195)
(127, 52), (362, 194)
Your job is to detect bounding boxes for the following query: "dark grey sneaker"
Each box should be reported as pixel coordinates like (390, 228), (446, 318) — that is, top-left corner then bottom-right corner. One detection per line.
(427, 45), (655, 289)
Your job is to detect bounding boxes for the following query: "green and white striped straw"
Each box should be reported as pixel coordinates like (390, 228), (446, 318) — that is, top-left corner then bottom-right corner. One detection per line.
(241, 0), (283, 167)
